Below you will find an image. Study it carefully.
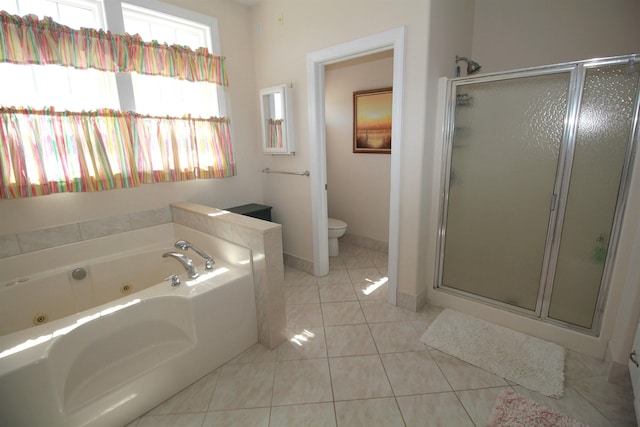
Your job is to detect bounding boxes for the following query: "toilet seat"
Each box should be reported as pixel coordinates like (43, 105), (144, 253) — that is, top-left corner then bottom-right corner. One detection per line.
(328, 218), (347, 230)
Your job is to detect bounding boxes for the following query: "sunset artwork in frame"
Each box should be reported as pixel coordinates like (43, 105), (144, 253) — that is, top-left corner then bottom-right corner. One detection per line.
(353, 87), (392, 154)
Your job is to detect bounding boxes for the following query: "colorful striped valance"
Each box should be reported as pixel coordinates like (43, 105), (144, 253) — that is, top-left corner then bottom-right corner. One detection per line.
(0, 11), (228, 85)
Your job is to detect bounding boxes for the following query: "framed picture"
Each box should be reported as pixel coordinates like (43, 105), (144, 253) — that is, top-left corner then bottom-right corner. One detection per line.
(353, 87), (392, 154)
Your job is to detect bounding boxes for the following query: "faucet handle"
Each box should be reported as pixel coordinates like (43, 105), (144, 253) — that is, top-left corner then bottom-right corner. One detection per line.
(165, 274), (181, 287)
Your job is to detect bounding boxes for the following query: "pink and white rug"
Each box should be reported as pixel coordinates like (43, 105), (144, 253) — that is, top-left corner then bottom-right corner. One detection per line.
(487, 389), (589, 427)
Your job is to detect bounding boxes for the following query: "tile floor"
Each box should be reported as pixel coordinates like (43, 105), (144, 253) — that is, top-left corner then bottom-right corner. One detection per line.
(127, 242), (637, 426)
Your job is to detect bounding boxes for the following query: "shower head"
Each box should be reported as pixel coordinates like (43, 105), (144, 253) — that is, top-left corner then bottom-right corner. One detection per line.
(456, 55), (482, 76)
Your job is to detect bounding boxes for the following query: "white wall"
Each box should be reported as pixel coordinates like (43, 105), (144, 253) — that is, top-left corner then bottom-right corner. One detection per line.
(325, 52), (393, 243)
(0, 0), (263, 236)
(472, 0), (640, 73)
(252, 0), (432, 300)
(423, 0), (476, 306)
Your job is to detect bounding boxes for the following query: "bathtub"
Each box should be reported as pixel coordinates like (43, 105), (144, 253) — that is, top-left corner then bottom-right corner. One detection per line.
(0, 223), (258, 427)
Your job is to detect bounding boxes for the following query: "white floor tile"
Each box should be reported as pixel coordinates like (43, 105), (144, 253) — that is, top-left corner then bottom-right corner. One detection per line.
(272, 359), (333, 406)
(126, 259), (629, 427)
(270, 403), (336, 427)
(335, 398), (404, 427)
(329, 355), (393, 401)
(396, 392), (475, 427)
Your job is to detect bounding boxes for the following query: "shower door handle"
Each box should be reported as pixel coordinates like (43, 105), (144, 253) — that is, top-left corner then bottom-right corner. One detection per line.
(550, 194), (558, 211)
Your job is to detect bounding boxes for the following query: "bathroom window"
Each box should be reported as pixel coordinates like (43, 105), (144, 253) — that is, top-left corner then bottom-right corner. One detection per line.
(0, 0), (225, 117)
(0, 0), (234, 198)
(0, 0), (119, 111)
(121, 3), (222, 118)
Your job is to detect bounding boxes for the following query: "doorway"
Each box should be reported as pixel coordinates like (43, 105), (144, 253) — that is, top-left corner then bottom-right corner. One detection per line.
(306, 28), (406, 304)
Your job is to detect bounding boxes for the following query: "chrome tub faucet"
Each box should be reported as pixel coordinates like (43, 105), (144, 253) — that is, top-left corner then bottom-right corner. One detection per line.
(162, 252), (199, 279)
(174, 240), (215, 271)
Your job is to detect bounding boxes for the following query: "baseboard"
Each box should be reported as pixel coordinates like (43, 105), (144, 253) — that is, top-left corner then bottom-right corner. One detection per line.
(342, 233), (388, 253)
(283, 252), (314, 275)
(396, 288), (428, 312)
(605, 344), (632, 385)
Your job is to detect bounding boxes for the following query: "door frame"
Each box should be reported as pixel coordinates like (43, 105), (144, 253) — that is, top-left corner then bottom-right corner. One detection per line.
(306, 28), (406, 304)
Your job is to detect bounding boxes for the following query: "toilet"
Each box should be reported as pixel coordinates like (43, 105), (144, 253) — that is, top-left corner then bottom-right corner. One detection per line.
(328, 218), (348, 257)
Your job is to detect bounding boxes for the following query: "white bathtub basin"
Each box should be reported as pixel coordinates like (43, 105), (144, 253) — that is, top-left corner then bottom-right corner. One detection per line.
(0, 224), (258, 426)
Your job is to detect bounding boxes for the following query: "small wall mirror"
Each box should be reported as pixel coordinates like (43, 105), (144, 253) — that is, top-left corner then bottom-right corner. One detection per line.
(260, 84), (295, 155)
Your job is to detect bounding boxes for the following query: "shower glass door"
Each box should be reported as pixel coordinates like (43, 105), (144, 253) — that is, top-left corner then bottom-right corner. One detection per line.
(546, 62), (640, 328)
(441, 71), (571, 311)
(438, 55), (640, 334)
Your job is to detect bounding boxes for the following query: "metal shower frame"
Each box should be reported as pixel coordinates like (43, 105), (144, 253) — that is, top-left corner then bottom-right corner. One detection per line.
(435, 54), (640, 336)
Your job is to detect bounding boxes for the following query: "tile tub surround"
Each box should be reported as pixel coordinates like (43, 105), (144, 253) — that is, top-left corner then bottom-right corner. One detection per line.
(0, 206), (173, 258)
(171, 202), (286, 350)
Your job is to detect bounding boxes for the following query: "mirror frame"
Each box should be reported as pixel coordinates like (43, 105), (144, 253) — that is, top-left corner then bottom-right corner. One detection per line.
(259, 84), (295, 155)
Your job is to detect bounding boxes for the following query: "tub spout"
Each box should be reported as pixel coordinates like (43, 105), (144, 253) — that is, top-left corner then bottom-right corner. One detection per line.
(162, 252), (199, 279)
(174, 240), (215, 271)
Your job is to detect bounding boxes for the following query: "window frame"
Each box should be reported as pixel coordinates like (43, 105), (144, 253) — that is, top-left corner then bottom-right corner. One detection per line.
(102, 0), (227, 116)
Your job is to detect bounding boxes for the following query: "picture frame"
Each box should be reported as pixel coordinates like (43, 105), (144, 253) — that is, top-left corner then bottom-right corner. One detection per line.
(353, 87), (392, 154)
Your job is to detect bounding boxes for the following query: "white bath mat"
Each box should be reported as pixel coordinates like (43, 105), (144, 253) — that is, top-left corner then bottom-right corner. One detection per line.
(420, 309), (565, 398)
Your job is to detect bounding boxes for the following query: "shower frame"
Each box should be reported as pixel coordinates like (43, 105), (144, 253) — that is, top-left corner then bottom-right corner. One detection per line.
(435, 54), (640, 336)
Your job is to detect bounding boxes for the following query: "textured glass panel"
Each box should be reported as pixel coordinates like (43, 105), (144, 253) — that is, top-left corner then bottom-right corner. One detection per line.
(549, 64), (639, 328)
(442, 73), (570, 310)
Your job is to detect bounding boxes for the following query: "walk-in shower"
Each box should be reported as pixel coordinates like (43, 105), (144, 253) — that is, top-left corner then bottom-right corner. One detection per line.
(437, 54), (640, 335)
